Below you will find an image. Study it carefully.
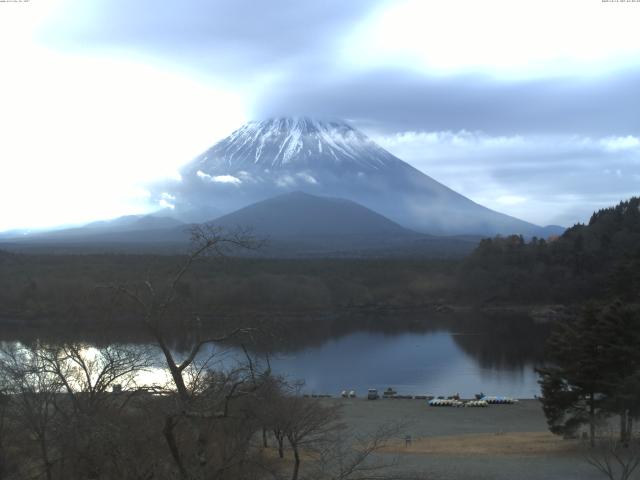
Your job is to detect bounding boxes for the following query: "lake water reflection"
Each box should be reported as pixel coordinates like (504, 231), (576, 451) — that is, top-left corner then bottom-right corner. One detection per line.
(0, 313), (549, 399)
(200, 329), (542, 399)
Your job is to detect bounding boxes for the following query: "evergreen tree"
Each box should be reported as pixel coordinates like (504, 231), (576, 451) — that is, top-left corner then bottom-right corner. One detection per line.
(594, 302), (640, 445)
(537, 307), (609, 446)
(538, 303), (640, 446)
(461, 196), (640, 304)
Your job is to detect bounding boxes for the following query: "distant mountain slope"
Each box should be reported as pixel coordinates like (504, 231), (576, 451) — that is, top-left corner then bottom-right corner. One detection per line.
(211, 191), (414, 238)
(84, 215), (184, 231)
(154, 116), (562, 237)
(0, 193), (479, 257)
(1, 215), (185, 242)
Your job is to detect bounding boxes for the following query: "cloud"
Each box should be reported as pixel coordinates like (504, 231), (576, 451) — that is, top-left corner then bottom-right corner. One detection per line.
(0, 44), (244, 230)
(297, 172), (318, 185)
(3, 0), (639, 231)
(345, 0), (640, 78)
(212, 175), (242, 185)
(39, 1), (640, 139)
(158, 199), (175, 210)
(275, 175), (296, 188)
(496, 195), (527, 206)
(373, 130), (640, 226)
(38, 0), (380, 86)
(254, 68), (640, 137)
(600, 135), (640, 152)
(196, 171), (242, 185)
(272, 172), (318, 187)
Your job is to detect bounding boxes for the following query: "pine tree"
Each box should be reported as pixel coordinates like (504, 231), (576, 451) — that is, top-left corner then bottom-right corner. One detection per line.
(537, 306), (609, 446)
(593, 302), (640, 445)
(538, 303), (640, 446)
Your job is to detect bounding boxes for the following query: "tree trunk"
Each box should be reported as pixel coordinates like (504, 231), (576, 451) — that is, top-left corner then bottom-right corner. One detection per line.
(589, 393), (596, 448)
(291, 444), (300, 480)
(163, 415), (189, 479)
(262, 427), (268, 448)
(39, 435), (53, 480)
(274, 430), (284, 458)
(621, 410), (629, 446)
(156, 338), (190, 403)
(196, 424), (208, 468)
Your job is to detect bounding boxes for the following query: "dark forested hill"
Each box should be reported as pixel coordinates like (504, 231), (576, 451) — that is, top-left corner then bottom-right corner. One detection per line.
(459, 197), (640, 304)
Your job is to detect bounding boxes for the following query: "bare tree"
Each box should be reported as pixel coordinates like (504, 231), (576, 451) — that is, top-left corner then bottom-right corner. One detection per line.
(308, 423), (407, 480)
(0, 383), (8, 478)
(585, 431), (640, 480)
(110, 224), (265, 479)
(281, 396), (343, 480)
(250, 371), (298, 460)
(41, 343), (154, 478)
(112, 225), (259, 399)
(0, 341), (159, 480)
(0, 344), (62, 480)
(38, 343), (150, 415)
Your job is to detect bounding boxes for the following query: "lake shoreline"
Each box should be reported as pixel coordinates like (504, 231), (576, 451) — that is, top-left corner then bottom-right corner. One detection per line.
(0, 301), (575, 329)
(0, 312), (548, 401)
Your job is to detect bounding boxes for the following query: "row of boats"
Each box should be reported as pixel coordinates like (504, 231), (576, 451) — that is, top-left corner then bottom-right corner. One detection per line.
(428, 396), (518, 407)
(336, 388), (519, 405)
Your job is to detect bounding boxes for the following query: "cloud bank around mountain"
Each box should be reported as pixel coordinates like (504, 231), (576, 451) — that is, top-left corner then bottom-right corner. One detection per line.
(1, 0), (639, 229)
(374, 131), (640, 226)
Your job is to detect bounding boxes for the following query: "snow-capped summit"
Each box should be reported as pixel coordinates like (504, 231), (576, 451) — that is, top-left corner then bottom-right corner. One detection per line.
(156, 117), (559, 237)
(184, 117), (401, 174)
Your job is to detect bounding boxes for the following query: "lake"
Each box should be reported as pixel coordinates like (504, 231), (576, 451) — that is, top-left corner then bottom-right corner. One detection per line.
(263, 330), (540, 398)
(147, 313), (549, 399)
(0, 313), (549, 399)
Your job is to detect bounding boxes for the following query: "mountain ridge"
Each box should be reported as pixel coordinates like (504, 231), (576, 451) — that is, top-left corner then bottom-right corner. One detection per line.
(209, 190), (417, 238)
(0, 192), (479, 258)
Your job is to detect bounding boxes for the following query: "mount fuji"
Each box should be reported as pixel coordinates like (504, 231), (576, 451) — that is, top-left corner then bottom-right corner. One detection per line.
(157, 117), (560, 237)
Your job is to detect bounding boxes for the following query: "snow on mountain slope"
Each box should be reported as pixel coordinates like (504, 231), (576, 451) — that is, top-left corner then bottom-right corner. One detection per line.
(185, 117), (400, 173)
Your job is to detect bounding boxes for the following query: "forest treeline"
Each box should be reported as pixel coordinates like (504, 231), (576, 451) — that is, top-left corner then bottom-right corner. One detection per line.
(0, 253), (456, 325)
(1, 198), (639, 327)
(458, 197), (640, 305)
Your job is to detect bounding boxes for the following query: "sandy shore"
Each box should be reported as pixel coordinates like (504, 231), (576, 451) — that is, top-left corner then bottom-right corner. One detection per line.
(328, 398), (603, 480)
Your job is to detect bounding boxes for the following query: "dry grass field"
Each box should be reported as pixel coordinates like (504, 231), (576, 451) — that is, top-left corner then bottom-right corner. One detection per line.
(383, 431), (582, 456)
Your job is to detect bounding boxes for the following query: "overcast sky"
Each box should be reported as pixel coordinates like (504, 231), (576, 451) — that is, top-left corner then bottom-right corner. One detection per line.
(1, 0), (639, 230)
